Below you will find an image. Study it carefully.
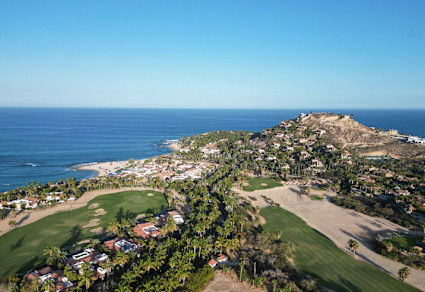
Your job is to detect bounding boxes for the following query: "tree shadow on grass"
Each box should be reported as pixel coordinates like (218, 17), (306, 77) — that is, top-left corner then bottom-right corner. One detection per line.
(115, 207), (137, 223)
(16, 255), (40, 276)
(62, 225), (82, 248)
(9, 236), (25, 252)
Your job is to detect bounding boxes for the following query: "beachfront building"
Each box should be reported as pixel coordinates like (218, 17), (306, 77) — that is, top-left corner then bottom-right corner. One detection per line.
(0, 198), (38, 210)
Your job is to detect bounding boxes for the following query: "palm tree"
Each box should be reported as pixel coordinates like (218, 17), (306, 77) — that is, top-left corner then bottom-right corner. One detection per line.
(398, 266), (411, 281)
(142, 256), (155, 273)
(347, 239), (359, 255)
(108, 219), (121, 235)
(77, 262), (95, 290)
(88, 238), (101, 250)
(120, 271), (136, 286)
(41, 279), (55, 292)
(114, 283), (131, 292)
(43, 245), (67, 267)
(176, 263), (192, 286)
(113, 250), (129, 269)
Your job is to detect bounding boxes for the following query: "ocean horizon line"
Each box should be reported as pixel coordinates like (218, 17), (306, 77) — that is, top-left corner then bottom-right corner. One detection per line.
(1, 106), (425, 111)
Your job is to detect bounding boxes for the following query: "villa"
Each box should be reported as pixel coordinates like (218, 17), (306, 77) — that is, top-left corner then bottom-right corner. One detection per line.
(104, 238), (139, 253)
(24, 266), (73, 292)
(156, 210), (184, 226)
(64, 248), (108, 271)
(133, 222), (162, 239)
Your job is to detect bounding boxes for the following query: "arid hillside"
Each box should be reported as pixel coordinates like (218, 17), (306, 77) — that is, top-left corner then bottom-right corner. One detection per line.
(300, 113), (425, 158)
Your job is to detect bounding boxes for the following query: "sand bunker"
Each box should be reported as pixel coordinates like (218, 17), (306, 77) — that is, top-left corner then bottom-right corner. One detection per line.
(136, 213), (146, 220)
(260, 183), (268, 186)
(90, 227), (104, 235)
(147, 193), (154, 197)
(88, 203), (99, 209)
(93, 208), (106, 216)
(82, 219), (100, 229)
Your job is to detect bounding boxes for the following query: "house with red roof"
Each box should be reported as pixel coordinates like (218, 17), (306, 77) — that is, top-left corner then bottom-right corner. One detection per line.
(133, 222), (162, 239)
(24, 266), (73, 291)
(208, 259), (217, 268)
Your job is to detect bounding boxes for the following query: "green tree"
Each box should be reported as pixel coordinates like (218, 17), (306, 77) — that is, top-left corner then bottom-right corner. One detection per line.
(77, 262), (95, 289)
(43, 245), (67, 267)
(398, 266), (411, 281)
(348, 239), (359, 255)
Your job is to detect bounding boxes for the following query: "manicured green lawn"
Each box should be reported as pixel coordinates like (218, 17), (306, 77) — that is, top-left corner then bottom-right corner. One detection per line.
(385, 236), (422, 250)
(242, 177), (281, 192)
(0, 190), (166, 280)
(261, 207), (419, 292)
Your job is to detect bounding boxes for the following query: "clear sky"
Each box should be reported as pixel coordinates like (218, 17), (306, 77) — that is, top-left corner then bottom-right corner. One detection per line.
(0, 1), (424, 109)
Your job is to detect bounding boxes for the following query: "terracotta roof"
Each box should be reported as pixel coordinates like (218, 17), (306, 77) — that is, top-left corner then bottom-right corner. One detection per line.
(38, 266), (53, 275)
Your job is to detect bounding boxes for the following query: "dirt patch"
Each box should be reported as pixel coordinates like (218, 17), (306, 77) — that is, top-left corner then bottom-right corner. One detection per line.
(90, 227), (104, 235)
(93, 208), (106, 216)
(88, 203), (99, 209)
(147, 193), (154, 197)
(82, 219), (100, 229)
(77, 239), (90, 245)
(204, 271), (264, 292)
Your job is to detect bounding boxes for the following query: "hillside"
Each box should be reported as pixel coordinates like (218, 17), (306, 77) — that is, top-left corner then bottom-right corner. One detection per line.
(299, 113), (425, 158)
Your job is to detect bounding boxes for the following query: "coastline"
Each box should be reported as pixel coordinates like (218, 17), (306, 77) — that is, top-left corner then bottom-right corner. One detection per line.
(74, 141), (180, 178)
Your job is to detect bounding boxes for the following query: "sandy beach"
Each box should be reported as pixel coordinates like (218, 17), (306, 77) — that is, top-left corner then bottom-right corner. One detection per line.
(0, 187), (161, 235)
(166, 142), (180, 151)
(76, 159), (145, 176)
(234, 185), (425, 291)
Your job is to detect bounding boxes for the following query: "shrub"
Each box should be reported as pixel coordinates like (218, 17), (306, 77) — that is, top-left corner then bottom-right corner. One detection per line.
(186, 264), (215, 291)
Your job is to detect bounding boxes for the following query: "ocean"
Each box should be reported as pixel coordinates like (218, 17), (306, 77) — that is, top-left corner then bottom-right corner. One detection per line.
(1, 108), (424, 192)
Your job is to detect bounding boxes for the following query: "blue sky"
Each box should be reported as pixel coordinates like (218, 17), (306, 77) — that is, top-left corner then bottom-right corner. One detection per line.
(0, 1), (424, 108)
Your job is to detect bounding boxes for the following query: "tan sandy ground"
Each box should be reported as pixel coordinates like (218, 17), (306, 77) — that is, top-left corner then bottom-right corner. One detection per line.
(77, 159), (146, 176)
(166, 143), (180, 151)
(93, 208), (106, 216)
(0, 187), (161, 235)
(82, 219), (100, 229)
(234, 185), (425, 291)
(147, 193), (154, 197)
(136, 213), (146, 220)
(203, 271), (265, 292)
(90, 227), (104, 235)
(88, 203), (99, 209)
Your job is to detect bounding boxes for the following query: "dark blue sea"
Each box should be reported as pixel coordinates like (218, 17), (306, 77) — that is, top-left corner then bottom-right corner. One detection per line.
(1, 108), (424, 192)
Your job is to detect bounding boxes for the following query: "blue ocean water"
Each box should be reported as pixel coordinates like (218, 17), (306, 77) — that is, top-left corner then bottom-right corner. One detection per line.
(0, 108), (424, 192)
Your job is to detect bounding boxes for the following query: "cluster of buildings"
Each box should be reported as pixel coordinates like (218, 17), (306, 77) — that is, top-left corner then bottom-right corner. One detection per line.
(110, 159), (215, 182)
(1, 191), (76, 211)
(22, 210), (185, 291)
(405, 136), (425, 144)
